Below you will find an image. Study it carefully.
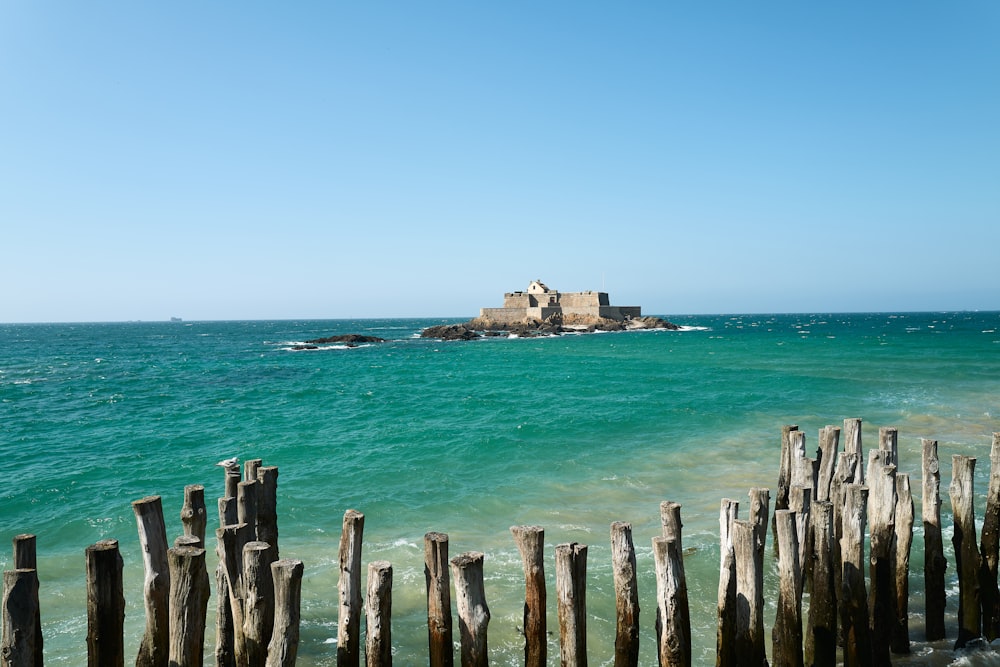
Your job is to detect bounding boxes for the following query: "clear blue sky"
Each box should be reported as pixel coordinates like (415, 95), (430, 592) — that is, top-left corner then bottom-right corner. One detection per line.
(2, 2), (997, 322)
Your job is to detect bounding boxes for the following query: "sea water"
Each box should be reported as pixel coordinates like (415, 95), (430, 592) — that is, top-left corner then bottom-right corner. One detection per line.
(2, 312), (1000, 665)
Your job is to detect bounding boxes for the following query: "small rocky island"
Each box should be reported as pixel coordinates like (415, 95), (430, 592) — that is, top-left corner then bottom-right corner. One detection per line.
(422, 280), (678, 340)
(290, 334), (386, 350)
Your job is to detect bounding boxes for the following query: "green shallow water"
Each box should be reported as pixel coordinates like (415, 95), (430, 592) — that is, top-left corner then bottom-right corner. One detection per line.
(2, 312), (1000, 665)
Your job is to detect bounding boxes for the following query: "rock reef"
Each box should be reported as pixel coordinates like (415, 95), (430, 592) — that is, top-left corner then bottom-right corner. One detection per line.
(421, 313), (678, 341)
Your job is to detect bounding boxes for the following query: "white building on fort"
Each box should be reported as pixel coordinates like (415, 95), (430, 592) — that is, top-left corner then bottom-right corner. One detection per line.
(478, 280), (641, 324)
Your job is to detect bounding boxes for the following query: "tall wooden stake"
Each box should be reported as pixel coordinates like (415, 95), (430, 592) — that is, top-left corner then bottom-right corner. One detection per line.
(365, 561), (393, 667)
(805, 501), (836, 667)
(424, 532), (454, 667)
(951, 454), (982, 648)
(922, 438), (946, 640)
(716, 499), (738, 667)
(771, 510), (802, 667)
(2, 569), (39, 667)
(610, 522), (639, 667)
(653, 536), (690, 667)
(451, 552), (490, 667)
(866, 449), (896, 667)
(840, 483), (872, 667)
(892, 474), (914, 654)
(133, 495), (170, 667)
(555, 542), (588, 667)
(85, 540), (124, 667)
(11, 535), (41, 667)
(981, 433), (1000, 641)
(337, 510), (365, 667)
(167, 545), (210, 667)
(733, 519), (766, 666)
(266, 559), (304, 667)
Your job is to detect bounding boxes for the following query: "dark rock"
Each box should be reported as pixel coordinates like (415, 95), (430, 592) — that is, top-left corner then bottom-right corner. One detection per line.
(305, 334), (386, 345)
(420, 324), (481, 341)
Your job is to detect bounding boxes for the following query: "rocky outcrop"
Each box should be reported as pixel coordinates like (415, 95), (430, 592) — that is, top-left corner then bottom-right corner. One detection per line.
(305, 334), (386, 345)
(420, 314), (678, 340)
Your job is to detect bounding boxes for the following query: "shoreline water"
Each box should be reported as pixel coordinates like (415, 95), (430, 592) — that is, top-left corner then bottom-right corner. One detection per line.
(2, 312), (999, 665)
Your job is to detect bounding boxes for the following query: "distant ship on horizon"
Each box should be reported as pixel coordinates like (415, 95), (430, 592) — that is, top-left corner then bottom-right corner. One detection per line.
(170, 317), (182, 322)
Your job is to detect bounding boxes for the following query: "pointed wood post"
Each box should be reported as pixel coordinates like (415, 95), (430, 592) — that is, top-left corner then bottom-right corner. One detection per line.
(831, 450), (858, 646)
(716, 499), (739, 667)
(892, 474), (914, 654)
(244, 458), (263, 482)
(653, 536), (690, 667)
(951, 454), (982, 648)
(218, 522), (253, 665)
(85, 539), (124, 667)
(365, 561), (393, 667)
(840, 483), (872, 667)
(555, 542), (588, 667)
(11, 535), (41, 667)
(243, 541), (276, 667)
(878, 427), (898, 468)
(922, 438), (946, 640)
(771, 510), (802, 667)
(181, 484), (207, 549)
(610, 522), (638, 667)
(337, 509), (365, 667)
(167, 545), (210, 667)
(733, 519), (766, 667)
(805, 501), (836, 667)
(451, 552), (490, 667)
(816, 425), (840, 502)
(843, 418), (864, 484)
(788, 486), (811, 591)
(775, 425), (799, 539)
(866, 449), (896, 667)
(238, 480), (260, 541)
(424, 532), (454, 667)
(660, 501), (690, 649)
(981, 433), (1000, 641)
(2, 569), (39, 667)
(266, 559), (304, 667)
(133, 495), (170, 667)
(256, 466), (280, 560)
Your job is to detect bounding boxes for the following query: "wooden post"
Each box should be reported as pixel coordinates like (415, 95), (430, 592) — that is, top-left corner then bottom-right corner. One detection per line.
(748, 487), (770, 560)
(771, 510), (802, 667)
(450, 552), (490, 667)
(2, 569), (39, 667)
(217, 522), (253, 665)
(816, 425), (840, 502)
(243, 541), (276, 667)
(733, 520), (766, 667)
(951, 454), (982, 648)
(85, 539), (124, 667)
(238, 480), (260, 540)
(424, 532), (453, 667)
(788, 486), (811, 589)
(716, 499), (739, 667)
(11, 535), (41, 667)
(775, 425), (799, 532)
(652, 536), (690, 667)
(224, 464), (241, 502)
(922, 438), (946, 640)
(659, 501), (690, 649)
(133, 495), (170, 667)
(244, 458), (263, 481)
(215, 561), (235, 667)
(805, 501), (836, 667)
(840, 483), (872, 667)
(555, 542), (588, 667)
(167, 545), (210, 667)
(256, 466), (279, 559)
(866, 449), (896, 667)
(831, 450), (859, 647)
(365, 561), (393, 667)
(790, 430), (814, 493)
(981, 433), (1000, 641)
(181, 484), (207, 548)
(891, 474), (914, 654)
(511, 526), (546, 667)
(266, 559), (304, 667)
(843, 418), (864, 484)
(337, 509), (365, 667)
(610, 522), (639, 667)
(878, 427), (898, 469)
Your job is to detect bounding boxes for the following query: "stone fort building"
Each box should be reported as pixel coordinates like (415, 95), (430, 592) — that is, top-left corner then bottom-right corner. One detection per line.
(479, 280), (642, 324)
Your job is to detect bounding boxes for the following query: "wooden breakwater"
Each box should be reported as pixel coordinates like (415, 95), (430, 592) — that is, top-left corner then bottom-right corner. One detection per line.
(3, 424), (1000, 666)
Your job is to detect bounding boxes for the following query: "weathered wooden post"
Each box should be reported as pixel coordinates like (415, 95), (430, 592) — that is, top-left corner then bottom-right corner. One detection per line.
(365, 561), (393, 667)
(981, 433), (1000, 641)
(771, 510), (802, 667)
(11, 535), (41, 667)
(225, 464), (241, 504)
(337, 509), (365, 667)
(951, 454), (982, 648)
(85, 539), (124, 667)
(892, 474), (914, 654)
(805, 501), (836, 667)
(133, 495), (170, 667)
(831, 450), (859, 647)
(922, 438), (946, 641)
(450, 551), (490, 667)
(511, 526), (546, 667)
(815, 425), (840, 502)
(167, 545), (210, 667)
(733, 519), (766, 667)
(217, 522), (253, 665)
(652, 536), (690, 667)
(244, 458), (263, 482)
(238, 480), (260, 540)
(749, 487), (770, 559)
(659, 501), (690, 649)
(878, 427), (898, 468)
(555, 542), (588, 667)
(2, 568), (39, 667)
(866, 449), (896, 666)
(256, 466), (280, 559)
(181, 484), (208, 548)
(266, 559), (304, 667)
(840, 483), (872, 667)
(610, 522), (639, 667)
(243, 541), (276, 667)
(217, 463), (240, 667)
(424, 532), (454, 667)
(774, 425), (799, 540)
(788, 486), (811, 588)
(790, 430), (814, 494)
(717, 499), (738, 667)
(843, 418), (864, 484)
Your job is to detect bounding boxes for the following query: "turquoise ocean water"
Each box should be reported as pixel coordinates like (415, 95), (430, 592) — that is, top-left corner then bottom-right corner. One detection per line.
(2, 312), (1000, 665)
